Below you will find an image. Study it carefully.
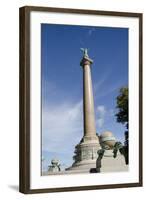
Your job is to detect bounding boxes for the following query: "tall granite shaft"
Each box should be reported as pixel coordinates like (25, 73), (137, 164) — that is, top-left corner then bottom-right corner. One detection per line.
(66, 49), (100, 172)
(81, 55), (97, 141)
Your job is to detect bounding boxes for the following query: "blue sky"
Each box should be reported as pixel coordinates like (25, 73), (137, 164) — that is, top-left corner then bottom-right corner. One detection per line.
(41, 24), (128, 172)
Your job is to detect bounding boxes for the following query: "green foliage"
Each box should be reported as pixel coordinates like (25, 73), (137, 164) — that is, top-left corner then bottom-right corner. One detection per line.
(115, 87), (128, 128)
(115, 87), (129, 164)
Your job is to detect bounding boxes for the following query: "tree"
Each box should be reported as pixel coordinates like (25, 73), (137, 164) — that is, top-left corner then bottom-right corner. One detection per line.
(115, 87), (129, 164)
(115, 87), (128, 129)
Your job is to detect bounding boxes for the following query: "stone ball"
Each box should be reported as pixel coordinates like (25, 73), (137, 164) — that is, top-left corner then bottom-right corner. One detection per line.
(100, 131), (116, 149)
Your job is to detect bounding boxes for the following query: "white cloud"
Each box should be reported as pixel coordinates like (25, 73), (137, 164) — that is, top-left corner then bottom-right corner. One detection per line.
(42, 100), (83, 153)
(88, 28), (96, 36)
(96, 105), (106, 128)
(97, 105), (106, 116)
(96, 118), (104, 128)
(93, 71), (110, 96)
(94, 81), (123, 100)
(42, 99), (115, 162)
(96, 106), (116, 129)
(93, 70), (125, 101)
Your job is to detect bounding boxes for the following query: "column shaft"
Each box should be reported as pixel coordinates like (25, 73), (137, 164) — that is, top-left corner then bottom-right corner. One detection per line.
(83, 64), (96, 137)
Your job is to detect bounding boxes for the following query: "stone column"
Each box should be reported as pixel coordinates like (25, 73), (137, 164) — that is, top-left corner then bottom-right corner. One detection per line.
(80, 56), (98, 141)
(66, 50), (100, 172)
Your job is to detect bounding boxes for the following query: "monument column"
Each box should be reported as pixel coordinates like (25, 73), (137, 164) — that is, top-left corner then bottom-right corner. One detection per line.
(66, 49), (100, 172)
(81, 55), (97, 140)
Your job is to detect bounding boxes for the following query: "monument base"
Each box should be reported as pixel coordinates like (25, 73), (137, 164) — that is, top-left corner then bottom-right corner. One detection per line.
(66, 135), (101, 172)
(66, 159), (97, 172)
(100, 150), (128, 173)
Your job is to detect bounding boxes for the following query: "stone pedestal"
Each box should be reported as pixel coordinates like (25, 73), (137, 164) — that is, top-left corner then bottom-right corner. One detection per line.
(67, 138), (100, 172)
(100, 150), (128, 173)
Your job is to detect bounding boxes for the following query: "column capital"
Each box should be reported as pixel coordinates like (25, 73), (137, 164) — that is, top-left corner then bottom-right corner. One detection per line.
(80, 56), (93, 67)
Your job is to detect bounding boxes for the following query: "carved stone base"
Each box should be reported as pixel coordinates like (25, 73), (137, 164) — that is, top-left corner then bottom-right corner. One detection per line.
(66, 135), (101, 171)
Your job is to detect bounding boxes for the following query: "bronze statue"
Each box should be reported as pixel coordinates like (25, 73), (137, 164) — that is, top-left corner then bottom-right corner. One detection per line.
(80, 48), (89, 58)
